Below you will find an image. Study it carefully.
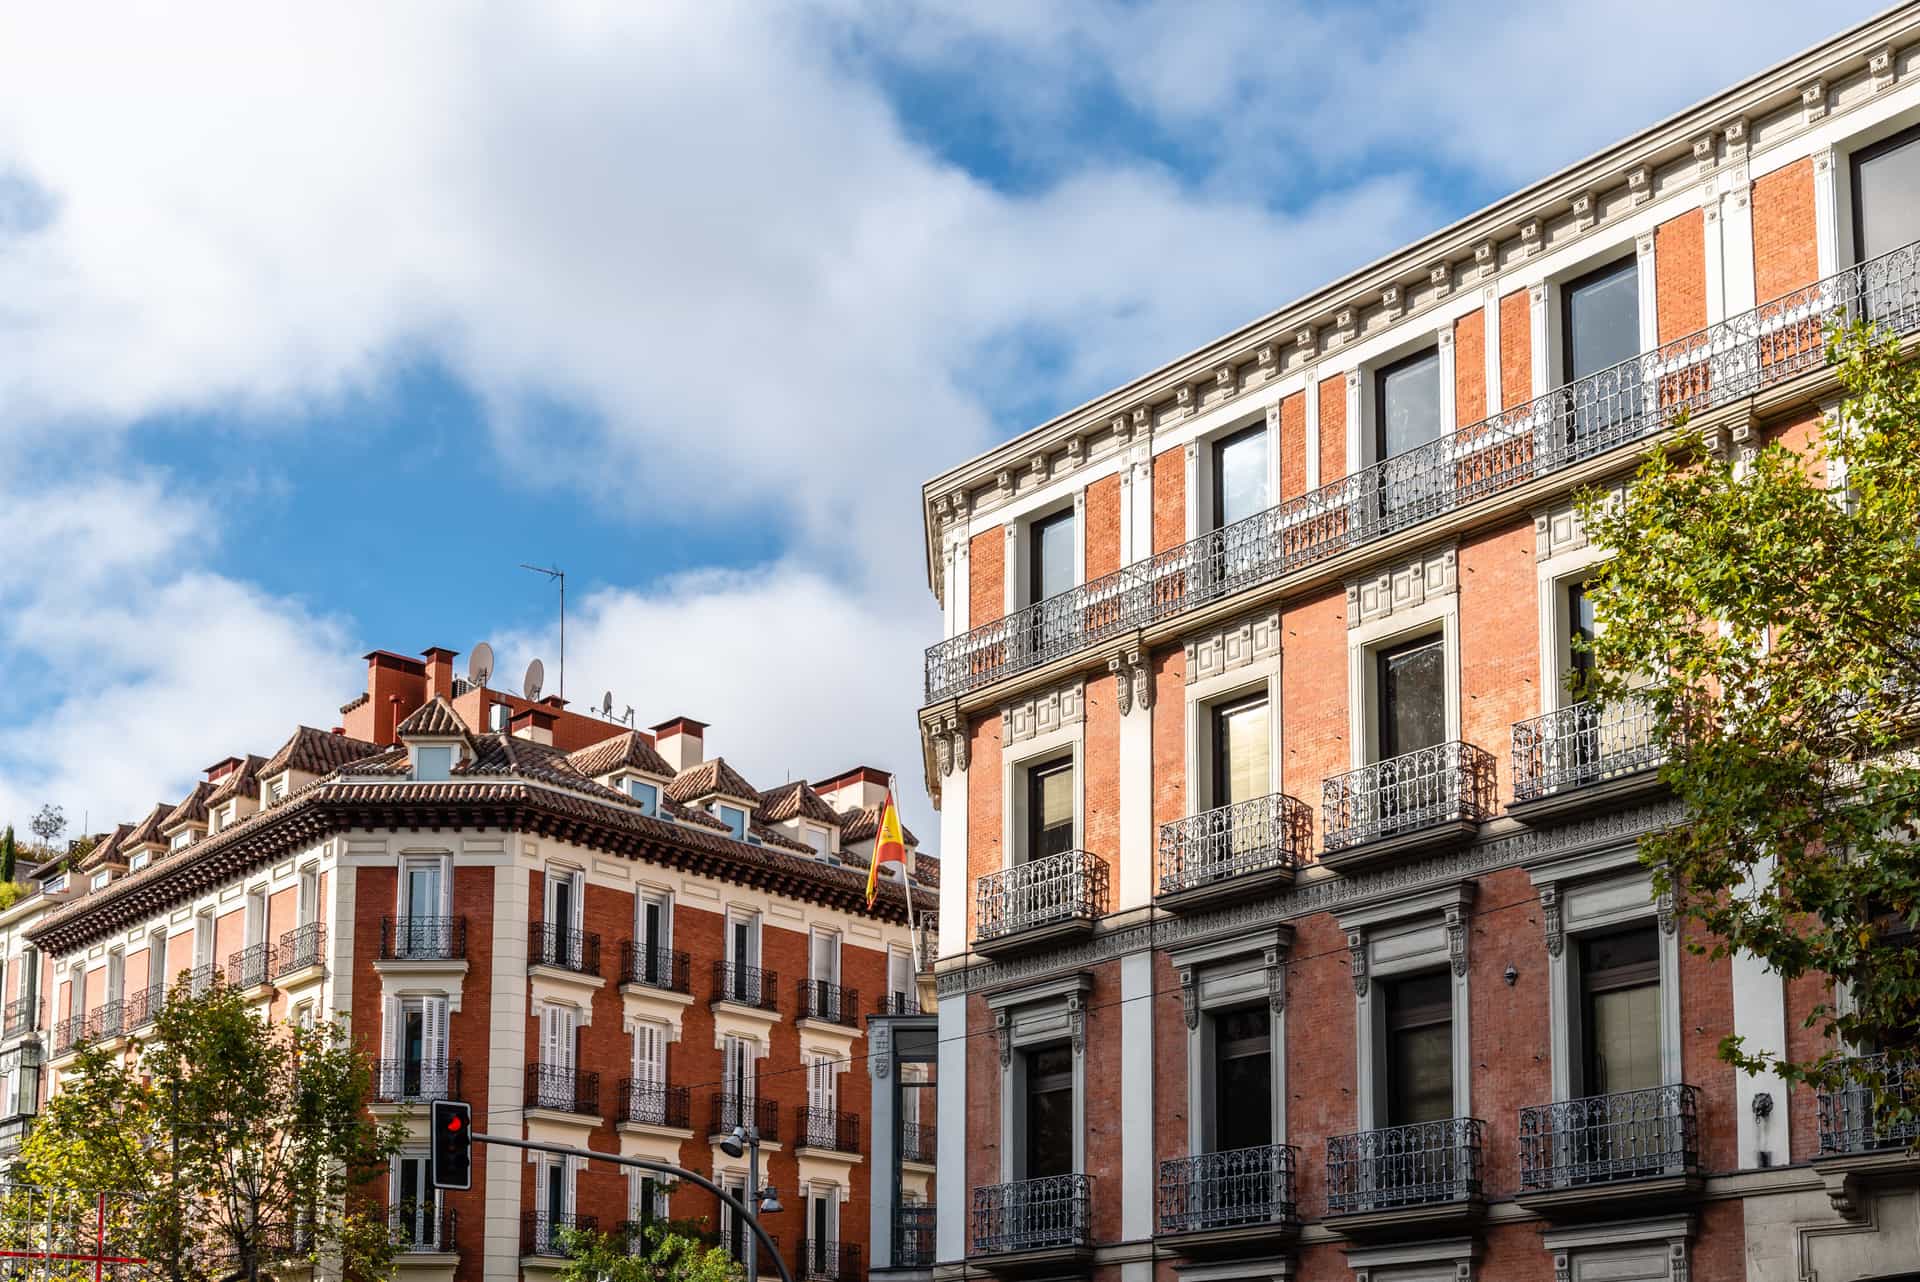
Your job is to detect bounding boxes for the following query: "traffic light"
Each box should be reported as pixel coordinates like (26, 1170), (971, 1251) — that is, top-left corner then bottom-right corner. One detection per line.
(431, 1099), (472, 1190)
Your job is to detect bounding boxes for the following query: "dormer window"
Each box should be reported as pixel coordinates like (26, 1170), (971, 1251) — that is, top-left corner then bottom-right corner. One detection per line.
(715, 804), (747, 839)
(90, 871), (111, 891)
(267, 775), (289, 804)
(170, 830), (193, 851)
(626, 779), (659, 817)
(801, 827), (830, 857)
(129, 851), (151, 873)
(413, 746), (454, 782)
(42, 873), (67, 894)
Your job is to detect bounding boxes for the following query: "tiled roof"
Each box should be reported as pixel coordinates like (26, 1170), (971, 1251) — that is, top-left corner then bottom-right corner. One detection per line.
(567, 731), (675, 781)
(76, 823), (132, 873)
(749, 821), (816, 854)
(336, 745), (410, 776)
(117, 803), (172, 853)
(261, 725), (382, 778)
(662, 798), (730, 832)
(205, 755), (267, 808)
(756, 780), (842, 827)
(162, 781), (213, 833)
(665, 757), (761, 806)
(838, 802), (920, 848)
(395, 697), (470, 740)
(338, 691), (370, 715)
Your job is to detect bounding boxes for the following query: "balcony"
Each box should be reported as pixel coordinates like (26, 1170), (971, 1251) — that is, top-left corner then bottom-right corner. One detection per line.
(973, 850), (1110, 957)
(50, 1014), (84, 1057)
(227, 942), (274, 992)
(1325, 1118), (1485, 1236)
(970, 1174), (1092, 1274)
(877, 992), (923, 1017)
(712, 962), (779, 1014)
(125, 984), (164, 1031)
(372, 1058), (462, 1105)
(923, 240), (1920, 707)
(799, 1238), (862, 1282)
(274, 922), (326, 979)
(3, 997), (37, 1039)
(1814, 1054), (1920, 1216)
(620, 943), (691, 995)
(1517, 1084), (1701, 1216)
(84, 999), (125, 1044)
(617, 1080), (691, 1130)
(530, 923), (601, 976)
(901, 1121), (937, 1166)
(710, 1092), (779, 1144)
(390, 1203), (456, 1255)
(523, 1210), (596, 1259)
(1156, 1143), (1298, 1252)
(185, 962), (219, 997)
(1510, 698), (1664, 822)
(525, 1064), (598, 1118)
(795, 1106), (861, 1155)
(797, 979), (860, 1028)
(1321, 742), (1496, 869)
(1157, 792), (1311, 910)
(380, 915), (467, 962)
(893, 1204), (935, 1269)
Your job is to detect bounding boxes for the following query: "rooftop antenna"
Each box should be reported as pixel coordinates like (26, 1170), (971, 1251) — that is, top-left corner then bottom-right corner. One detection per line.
(523, 658), (545, 702)
(469, 641), (495, 690)
(601, 691), (614, 719)
(519, 563), (566, 702)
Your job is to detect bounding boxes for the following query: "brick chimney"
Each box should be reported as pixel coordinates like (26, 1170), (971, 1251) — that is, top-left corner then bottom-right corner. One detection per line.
(651, 717), (708, 773)
(354, 651), (428, 747)
(422, 647), (458, 700)
(509, 706), (556, 746)
(814, 765), (892, 812)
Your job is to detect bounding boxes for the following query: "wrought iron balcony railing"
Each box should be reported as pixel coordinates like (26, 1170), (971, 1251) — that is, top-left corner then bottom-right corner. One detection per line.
(971, 1174), (1092, 1256)
(380, 915), (467, 961)
(274, 922), (325, 977)
(894, 1204), (936, 1268)
(877, 992), (922, 1016)
(3, 997), (37, 1038)
(923, 240), (1920, 705)
(1327, 1117), (1485, 1214)
(228, 942), (273, 990)
(125, 984), (163, 1030)
(530, 923), (601, 975)
(523, 1210), (596, 1259)
(526, 1064), (599, 1116)
(1322, 742), (1497, 854)
(1157, 1143), (1297, 1235)
(1518, 1084), (1699, 1189)
(51, 1013), (87, 1055)
(901, 1120), (937, 1164)
(389, 1203), (456, 1254)
(799, 1238), (862, 1282)
(1512, 698), (1662, 803)
(84, 999), (125, 1043)
(1159, 792), (1311, 897)
(185, 962), (219, 998)
(372, 1058), (461, 1105)
(712, 962), (779, 1012)
(1817, 1053), (1920, 1156)
(621, 943), (691, 994)
(798, 978), (859, 1026)
(709, 1092), (779, 1143)
(796, 1106), (861, 1154)
(617, 1080), (691, 1129)
(975, 850), (1110, 944)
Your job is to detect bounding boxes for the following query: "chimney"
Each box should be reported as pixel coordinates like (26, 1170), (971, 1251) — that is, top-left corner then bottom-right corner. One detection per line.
(422, 647), (459, 700)
(651, 717), (708, 773)
(814, 765), (892, 813)
(509, 706), (556, 746)
(362, 650), (429, 746)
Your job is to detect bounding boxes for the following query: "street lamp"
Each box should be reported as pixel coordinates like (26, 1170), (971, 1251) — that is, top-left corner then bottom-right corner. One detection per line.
(719, 1124), (775, 1282)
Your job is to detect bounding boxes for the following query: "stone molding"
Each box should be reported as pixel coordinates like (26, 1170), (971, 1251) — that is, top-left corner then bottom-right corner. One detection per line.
(1347, 546), (1457, 629)
(1001, 680), (1083, 745)
(1185, 609), (1282, 684)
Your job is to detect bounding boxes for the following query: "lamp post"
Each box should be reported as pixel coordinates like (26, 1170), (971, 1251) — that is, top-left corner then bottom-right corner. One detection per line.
(720, 1122), (782, 1282)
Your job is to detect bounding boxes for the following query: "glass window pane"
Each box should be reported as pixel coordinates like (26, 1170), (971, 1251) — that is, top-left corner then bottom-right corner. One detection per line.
(1389, 1022), (1453, 1124)
(1026, 1045), (1075, 1178)
(1213, 426), (1269, 528)
(1215, 697), (1270, 808)
(1215, 1047), (1271, 1149)
(1376, 349), (1442, 459)
(1029, 759), (1074, 861)
(1379, 638), (1446, 758)
(1854, 127), (1920, 263)
(1031, 511), (1075, 604)
(1588, 983), (1661, 1094)
(1566, 581), (1595, 674)
(1564, 259), (1640, 381)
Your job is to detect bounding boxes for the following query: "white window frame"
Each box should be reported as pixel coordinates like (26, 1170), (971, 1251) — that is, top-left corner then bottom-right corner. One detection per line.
(297, 863), (322, 927)
(544, 865), (584, 935)
(715, 804), (748, 839)
(1346, 592), (1461, 769)
(400, 856), (450, 921)
(1183, 654), (1282, 820)
(89, 871), (111, 892)
(1338, 885), (1475, 1132)
(809, 928), (840, 988)
(412, 745), (454, 782)
(725, 908), (761, 971)
(128, 850), (151, 872)
(626, 777), (660, 816)
(1008, 497), (1083, 615)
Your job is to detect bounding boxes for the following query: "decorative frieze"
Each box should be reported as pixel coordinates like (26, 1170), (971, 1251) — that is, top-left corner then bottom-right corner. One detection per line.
(1871, 44), (1898, 92)
(1474, 240), (1498, 280)
(1347, 545), (1457, 628)
(1002, 681), (1084, 745)
(1801, 79), (1827, 124)
(1627, 165), (1652, 206)
(1186, 609), (1282, 683)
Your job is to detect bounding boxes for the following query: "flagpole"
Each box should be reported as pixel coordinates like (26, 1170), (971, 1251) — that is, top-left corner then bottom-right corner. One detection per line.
(890, 775), (923, 974)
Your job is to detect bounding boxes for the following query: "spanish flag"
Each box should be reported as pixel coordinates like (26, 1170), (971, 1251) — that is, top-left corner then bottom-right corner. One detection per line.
(865, 789), (908, 908)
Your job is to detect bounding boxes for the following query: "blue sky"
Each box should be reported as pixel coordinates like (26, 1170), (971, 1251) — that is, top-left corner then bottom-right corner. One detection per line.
(0, 0), (1879, 844)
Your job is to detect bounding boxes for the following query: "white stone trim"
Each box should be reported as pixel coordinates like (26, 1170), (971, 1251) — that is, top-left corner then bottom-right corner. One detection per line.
(1338, 885), (1475, 1129)
(1345, 590), (1462, 771)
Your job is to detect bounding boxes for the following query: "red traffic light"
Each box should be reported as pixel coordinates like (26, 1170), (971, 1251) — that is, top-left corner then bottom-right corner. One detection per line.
(446, 1115), (462, 1132)
(431, 1100), (473, 1191)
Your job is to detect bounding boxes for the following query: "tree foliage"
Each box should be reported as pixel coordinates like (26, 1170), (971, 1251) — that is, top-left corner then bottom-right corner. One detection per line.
(28, 804), (64, 853)
(1, 825), (16, 883)
(1579, 320), (1920, 1104)
(557, 1222), (745, 1282)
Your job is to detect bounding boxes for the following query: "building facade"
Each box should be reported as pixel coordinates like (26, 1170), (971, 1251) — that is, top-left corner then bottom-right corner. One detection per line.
(17, 646), (937, 1282)
(919, 9), (1920, 1282)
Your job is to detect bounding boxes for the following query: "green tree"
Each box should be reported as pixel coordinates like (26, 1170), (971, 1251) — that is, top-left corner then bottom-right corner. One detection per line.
(558, 1222), (745, 1282)
(12, 977), (403, 1281)
(1578, 319), (1920, 1114)
(1, 825), (16, 883)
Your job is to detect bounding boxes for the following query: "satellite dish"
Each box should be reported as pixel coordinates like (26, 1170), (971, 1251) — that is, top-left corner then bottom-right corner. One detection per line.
(601, 691), (614, 717)
(523, 658), (545, 702)
(469, 642), (495, 690)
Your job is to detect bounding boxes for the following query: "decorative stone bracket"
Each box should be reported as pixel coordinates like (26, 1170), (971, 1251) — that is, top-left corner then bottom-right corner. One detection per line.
(929, 712), (970, 778)
(1109, 645), (1153, 716)
(1348, 929), (1368, 998)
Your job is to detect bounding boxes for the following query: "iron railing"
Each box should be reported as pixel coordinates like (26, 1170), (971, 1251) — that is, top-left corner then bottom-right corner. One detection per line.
(1512, 698), (1662, 803)
(621, 943), (691, 994)
(380, 915), (466, 961)
(618, 1080), (691, 1129)
(712, 962), (779, 1012)
(1518, 1084), (1699, 1188)
(3, 998), (37, 1038)
(1157, 1143), (1298, 1234)
(372, 1058), (462, 1104)
(798, 978), (859, 1026)
(894, 1205), (936, 1268)
(1159, 792), (1311, 896)
(1327, 1118), (1484, 1214)
(975, 850), (1110, 943)
(796, 1106), (861, 1153)
(185, 962), (219, 997)
(389, 1203), (456, 1253)
(530, 922), (600, 975)
(228, 942), (273, 989)
(1817, 1053), (1920, 1155)
(877, 992), (922, 1016)
(50, 1014), (84, 1056)
(901, 1121), (937, 1164)
(971, 1174), (1092, 1255)
(721, 1229), (783, 1267)
(709, 1093), (779, 1143)
(274, 922), (325, 977)
(1322, 742), (1497, 853)
(924, 241), (1920, 704)
(799, 1238), (862, 1282)
(526, 1064), (598, 1116)
(523, 1210), (596, 1258)
(125, 984), (163, 1030)
(84, 999), (124, 1043)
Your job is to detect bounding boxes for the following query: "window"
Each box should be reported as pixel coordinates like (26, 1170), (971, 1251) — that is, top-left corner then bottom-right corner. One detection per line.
(1028, 509), (1075, 607)
(722, 1035), (757, 1129)
(1383, 972), (1453, 1125)
(1212, 424), (1269, 530)
(637, 890), (672, 984)
(298, 864), (320, 927)
(545, 868), (582, 963)
(1853, 123), (1920, 264)
(727, 910), (761, 993)
(887, 946), (913, 1012)
(633, 1021), (669, 1123)
(1563, 258), (1640, 382)
(626, 778), (659, 816)
(808, 929), (841, 1020)
(268, 774), (289, 803)
(807, 1186), (839, 1271)
(1375, 347), (1442, 461)
(1023, 1044), (1075, 1179)
(384, 995), (450, 1100)
(1377, 636), (1446, 759)
(488, 702), (510, 732)
(404, 861), (442, 921)
(716, 805), (747, 839)
(1024, 756), (1074, 863)
(541, 1158), (570, 1246)
(1576, 927), (1661, 1096)
(801, 826), (830, 856)
(90, 871), (111, 891)
(806, 1053), (840, 1146)
(170, 829), (192, 851)
(1211, 692), (1271, 810)
(128, 851), (150, 873)
(245, 888), (267, 948)
(393, 1155), (439, 1248)
(413, 746), (453, 782)
(1212, 1005), (1272, 1150)
(633, 1175), (669, 1228)
(722, 1177), (750, 1262)
(41, 873), (66, 894)
(1566, 580), (1595, 682)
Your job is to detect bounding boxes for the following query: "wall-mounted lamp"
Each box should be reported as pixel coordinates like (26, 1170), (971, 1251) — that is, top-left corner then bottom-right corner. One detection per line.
(1503, 964), (1519, 986)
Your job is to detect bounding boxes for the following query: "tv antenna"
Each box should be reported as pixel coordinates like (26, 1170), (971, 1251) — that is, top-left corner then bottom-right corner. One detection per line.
(519, 563), (566, 702)
(601, 691), (614, 718)
(469, 641), (495, 690)
(523, 658), (545, 702)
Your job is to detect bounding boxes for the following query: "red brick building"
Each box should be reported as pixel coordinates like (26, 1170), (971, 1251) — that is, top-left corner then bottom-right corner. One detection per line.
(19, 646), (937, 1282)
(917, 10), (1920, 1282)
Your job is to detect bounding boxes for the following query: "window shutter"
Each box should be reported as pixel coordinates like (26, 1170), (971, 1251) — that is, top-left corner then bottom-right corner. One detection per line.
(381, 996), (399, 1063)
(424, 996), (449, 1080)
